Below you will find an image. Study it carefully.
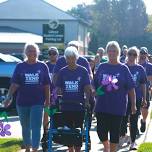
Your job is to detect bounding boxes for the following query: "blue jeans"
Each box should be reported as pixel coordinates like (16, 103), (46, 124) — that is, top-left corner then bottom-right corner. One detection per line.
(17, 105), (43, 149)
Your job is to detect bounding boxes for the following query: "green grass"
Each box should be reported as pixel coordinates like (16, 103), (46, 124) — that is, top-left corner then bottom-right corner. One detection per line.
(138, 143), (152, 152)
(0, 138), (22, 152)
(150, 110), (152, 119)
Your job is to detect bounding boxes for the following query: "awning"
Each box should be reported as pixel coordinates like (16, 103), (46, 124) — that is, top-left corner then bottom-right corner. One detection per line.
(0, 32), (43, 43)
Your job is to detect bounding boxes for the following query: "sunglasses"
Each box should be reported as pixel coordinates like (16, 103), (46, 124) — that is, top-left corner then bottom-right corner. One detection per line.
(128, 52), (137, 57)
(49, 52), (57, 56)
(140, 51), (147, 55)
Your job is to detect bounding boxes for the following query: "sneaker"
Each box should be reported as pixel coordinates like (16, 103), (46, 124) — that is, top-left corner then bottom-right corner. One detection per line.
(140, 119), (146, 133)
(119, 136), (129, 147)
(129, 142), (137, 150)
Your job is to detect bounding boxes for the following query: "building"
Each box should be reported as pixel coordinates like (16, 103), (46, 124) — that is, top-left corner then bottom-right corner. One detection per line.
(0, 0), (89, 55)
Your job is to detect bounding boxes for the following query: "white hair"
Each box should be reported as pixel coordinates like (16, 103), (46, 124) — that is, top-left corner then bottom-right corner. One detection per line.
(64, 46), (79, 59)
(23, 43), (40, 58)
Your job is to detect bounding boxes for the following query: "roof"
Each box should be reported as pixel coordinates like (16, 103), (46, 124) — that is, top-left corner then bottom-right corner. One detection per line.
(0, 0), (76, 20)
(0, 32), (42, 43)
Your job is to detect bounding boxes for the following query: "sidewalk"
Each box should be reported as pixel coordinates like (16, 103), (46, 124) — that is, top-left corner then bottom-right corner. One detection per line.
(2, 105), (152, 152)
(143, 109), (152, 143)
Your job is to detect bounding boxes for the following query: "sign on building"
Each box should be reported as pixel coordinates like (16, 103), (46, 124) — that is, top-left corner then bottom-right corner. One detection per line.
(43, 20), (65, 54)
(43, 24), (64, 43)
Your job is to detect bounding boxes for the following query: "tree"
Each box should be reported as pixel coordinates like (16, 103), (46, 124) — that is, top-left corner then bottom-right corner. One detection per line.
(68, 3), (93, 23)
(147, 15), (152, 32)
(68, 0), (149, 51)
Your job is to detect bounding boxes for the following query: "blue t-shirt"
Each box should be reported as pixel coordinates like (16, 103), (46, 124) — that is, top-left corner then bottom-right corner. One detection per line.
(94, 63), (135, 116)
(56, 65), (91, 111)
(11, 61), (50, 106)
(53, 56), (91, 74)
(126, 64), (147, 101)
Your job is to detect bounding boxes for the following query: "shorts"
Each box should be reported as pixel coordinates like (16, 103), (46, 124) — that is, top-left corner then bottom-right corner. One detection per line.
(96, 112), (122, 143)
(62, 111), (84, 146)
(62, 111), (84, 128)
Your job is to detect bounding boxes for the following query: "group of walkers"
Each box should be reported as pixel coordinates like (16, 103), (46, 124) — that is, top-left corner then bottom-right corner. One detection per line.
(3, 40), (152, 152)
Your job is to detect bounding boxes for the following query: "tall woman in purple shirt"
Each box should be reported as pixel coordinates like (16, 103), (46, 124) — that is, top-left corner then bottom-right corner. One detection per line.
(56, 46), (91, 152)
(4, 43), (50, 152)
(94, 41), (136, 152)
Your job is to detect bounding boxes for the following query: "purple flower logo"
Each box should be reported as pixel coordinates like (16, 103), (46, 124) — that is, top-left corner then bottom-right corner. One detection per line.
(101, 75), (119, 92)
(0, 121), (11, 137)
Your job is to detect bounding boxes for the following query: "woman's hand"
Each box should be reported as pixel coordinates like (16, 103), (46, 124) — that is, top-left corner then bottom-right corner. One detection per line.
(3, 95), (12, 108)
(131, 105), (137, 115)
(142, 99), (147, 108)
(44, 100), (50, 108)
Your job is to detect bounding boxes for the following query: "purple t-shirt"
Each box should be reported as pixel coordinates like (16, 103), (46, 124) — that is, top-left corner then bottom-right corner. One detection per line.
(46, 61), (57, 103)
(126, 64), (147, 101)
(141, 61), (152, 76)
(56, 65), (91, 111)
(94, 63), (135, 116)
(53, 56), (91, 74)
(46, 61), (55, 85)
(140, 61), (152, 89)
(46, 62), (55, 78)
(11, 61), (50, 106)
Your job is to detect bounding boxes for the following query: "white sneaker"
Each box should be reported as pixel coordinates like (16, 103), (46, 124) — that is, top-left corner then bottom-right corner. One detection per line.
(119, 136), (129, 147)
(129, 142), (137, 150)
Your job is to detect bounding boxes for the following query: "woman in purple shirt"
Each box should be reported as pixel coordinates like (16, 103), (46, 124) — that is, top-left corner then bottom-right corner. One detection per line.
(4, 43), (50, 152)
(56, 46), (91, 152)
(94, 41), (136, 152)
(139, 47), (152, 133)
(120, 47), (147, 150)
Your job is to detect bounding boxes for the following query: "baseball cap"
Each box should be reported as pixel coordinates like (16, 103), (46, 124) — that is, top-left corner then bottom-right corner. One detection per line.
(48, 47), (59, 55)
(122, 45), (128, 50)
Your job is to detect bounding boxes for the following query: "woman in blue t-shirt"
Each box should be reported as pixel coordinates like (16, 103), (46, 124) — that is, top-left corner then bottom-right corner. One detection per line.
(94, 41), (136, 152)
(56, 46), (91, 152)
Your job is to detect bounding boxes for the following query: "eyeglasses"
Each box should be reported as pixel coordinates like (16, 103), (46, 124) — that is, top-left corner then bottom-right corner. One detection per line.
(49, 52), (57, 56)
(128, 52), (137, 57)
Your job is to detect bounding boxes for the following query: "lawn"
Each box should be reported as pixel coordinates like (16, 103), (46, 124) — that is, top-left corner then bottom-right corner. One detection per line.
(0, 138), (22, 152)
(138, 142), (152, 152)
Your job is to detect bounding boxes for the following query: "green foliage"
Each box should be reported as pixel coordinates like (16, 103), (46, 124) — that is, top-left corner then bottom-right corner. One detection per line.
(68, 4), (93, 23)
(137, 142), (152, 152)
(68, 0), (151, 51)
(147, 15), (152, 32)
(0, 138), (22, 152)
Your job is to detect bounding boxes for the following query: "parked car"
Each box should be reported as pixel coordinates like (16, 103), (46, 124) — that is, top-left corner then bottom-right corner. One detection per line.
(0, 53), (22, 111)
